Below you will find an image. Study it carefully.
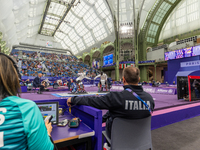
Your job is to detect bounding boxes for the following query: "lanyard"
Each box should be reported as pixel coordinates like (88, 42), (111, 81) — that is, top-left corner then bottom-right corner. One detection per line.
(125, 88), (152, 115)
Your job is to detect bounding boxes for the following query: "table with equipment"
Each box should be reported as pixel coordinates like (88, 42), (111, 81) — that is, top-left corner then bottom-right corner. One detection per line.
(34, 98), (102, 150)
(51, 112), (95, 149)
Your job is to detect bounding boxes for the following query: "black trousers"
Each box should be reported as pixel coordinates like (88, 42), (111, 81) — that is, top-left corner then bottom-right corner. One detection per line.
(38, 85), (44, 91)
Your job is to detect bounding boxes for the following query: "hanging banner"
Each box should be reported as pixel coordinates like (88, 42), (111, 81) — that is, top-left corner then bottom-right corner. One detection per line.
(46, 41), (53, 48)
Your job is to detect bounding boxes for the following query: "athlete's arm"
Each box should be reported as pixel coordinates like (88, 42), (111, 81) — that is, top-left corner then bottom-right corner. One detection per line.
(94, 74), (101, 80)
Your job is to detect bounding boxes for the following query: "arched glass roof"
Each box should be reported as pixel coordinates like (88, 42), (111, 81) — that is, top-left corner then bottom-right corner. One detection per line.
(40, 0), (115, 55)
(145, 0), (179, 44)
(1, 0), (191, 55)
(160, 0), (200, 40)
(108, 0), (157, 31)
(0, 0), (46, 49)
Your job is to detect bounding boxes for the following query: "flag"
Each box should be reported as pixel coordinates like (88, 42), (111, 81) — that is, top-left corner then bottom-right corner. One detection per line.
(131, 64), (135, 67)
(119, 64), (122, 69)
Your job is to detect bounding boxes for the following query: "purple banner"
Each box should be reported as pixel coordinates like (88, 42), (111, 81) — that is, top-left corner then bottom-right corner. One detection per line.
(110, 86), (124, 91)
(111, 86), (176, 95)
(142, 87), (176, 95)
(155, 88), (176, 95)
(143, 87), (156, 94)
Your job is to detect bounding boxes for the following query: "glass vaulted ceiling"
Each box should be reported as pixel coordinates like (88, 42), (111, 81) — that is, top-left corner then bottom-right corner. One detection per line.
(160, 0), (200, 40)
(146, 0), (177, 43)
(40, 0), (114, 55)
(109, 0), (157, 31)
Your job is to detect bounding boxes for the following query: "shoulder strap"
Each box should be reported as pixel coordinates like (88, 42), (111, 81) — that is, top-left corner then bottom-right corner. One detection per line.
(126, 88), (152, 115)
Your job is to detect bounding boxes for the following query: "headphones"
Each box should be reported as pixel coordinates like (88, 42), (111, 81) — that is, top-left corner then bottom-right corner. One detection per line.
(0, 53), (21, 81)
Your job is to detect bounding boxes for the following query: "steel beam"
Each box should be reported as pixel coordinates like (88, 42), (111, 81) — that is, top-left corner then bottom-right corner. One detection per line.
(52, 0), (76, 36)
(38, 0), (51, 34)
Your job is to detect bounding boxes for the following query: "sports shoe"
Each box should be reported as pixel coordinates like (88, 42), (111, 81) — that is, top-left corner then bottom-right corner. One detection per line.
(103, 143), (110, 150)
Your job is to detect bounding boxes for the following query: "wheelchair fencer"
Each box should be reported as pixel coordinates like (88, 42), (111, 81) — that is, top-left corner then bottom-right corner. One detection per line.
(98, 80), (108, 92)
(94, 72), (109, 92)
(70, 81), (77, 93)
(75, 71), (91, 93)
(76, 80), (87, 93)
(70, 71), (91, 94)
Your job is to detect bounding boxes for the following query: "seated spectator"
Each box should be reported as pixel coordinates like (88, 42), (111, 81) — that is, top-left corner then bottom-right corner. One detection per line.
(33, 73), (44, 94)
(0, 53), (57, 150)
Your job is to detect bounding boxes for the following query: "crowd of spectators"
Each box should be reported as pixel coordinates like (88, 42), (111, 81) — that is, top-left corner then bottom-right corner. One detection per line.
(11, 50), (39, 59)
(11, 51), (19, 56)
(11, 50), (78, 62)
(12, 50), (100, 78)
(40, 52), (58, 61)
(22, 51), (38, 59)
(19, 60), (46, 76)
(58, 54), (77, 62)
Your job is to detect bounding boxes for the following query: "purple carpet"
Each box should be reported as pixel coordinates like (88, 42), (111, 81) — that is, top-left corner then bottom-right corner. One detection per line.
(20, 86), (193, 110)
(21, 86), (200, 132)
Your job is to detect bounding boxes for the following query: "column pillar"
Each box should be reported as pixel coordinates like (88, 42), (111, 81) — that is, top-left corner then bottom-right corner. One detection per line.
(115, 0), (120, 81)
(154, 64), (157, 81)
(139, 65), (148, 82)
(90, 54), (93, 67)
(100, 52), (103, 72)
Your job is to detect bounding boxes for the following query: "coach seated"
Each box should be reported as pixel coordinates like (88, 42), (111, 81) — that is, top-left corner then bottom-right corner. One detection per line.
(33, 73), (44, 94)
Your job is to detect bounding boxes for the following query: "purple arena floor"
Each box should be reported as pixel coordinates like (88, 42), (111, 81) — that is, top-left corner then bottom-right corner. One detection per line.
(20, 86), (195, 110)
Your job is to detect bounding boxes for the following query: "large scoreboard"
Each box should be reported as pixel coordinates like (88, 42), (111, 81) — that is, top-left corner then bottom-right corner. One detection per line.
(165, 45), (200, 61)
(103, 54), (114, 66)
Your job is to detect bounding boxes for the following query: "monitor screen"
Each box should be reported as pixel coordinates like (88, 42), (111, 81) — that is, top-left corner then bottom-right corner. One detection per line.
(103, 54), (114, 66)
(104, 60), (108, 66)
(175, 49), (184, 59)
(184, 47), (193, 57)
(70, 121), (77, 126)
(168, 51), (176, 60)
(164, 46), (200, 61)
(36, 102), (59, 124)
(193, 45), (200, 56)
(108, 59), (113, 64)
(109, 54), (113, 59)
(103, 55), (108, 61)
(189, 79), (200, 100)
(164, 52), (169, 61)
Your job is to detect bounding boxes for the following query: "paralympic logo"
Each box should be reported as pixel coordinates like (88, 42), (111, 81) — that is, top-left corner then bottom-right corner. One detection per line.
(46, 41), (53, 47)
